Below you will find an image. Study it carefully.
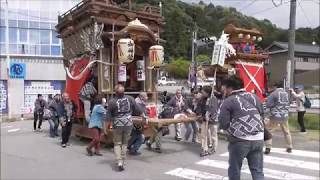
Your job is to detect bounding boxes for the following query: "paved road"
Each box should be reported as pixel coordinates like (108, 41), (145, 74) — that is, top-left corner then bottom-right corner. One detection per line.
(1, 120), (319, 180)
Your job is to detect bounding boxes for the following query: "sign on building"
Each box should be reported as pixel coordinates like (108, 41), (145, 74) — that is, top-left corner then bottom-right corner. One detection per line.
(9, 63), (26, 79)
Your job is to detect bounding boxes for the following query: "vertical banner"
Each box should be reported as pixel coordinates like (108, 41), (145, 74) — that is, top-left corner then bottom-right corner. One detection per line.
(118, 65), (127, 82)
(136, 60), (145, 81)
(286, 60), (291, 89)
(211, 44), (226, 66)
(0, 81), (8, 113)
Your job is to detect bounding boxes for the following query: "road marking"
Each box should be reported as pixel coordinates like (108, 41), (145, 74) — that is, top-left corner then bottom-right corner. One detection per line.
(270, 147), (319, 159)
(197, 159), (318, 180)
(7, 128), (20, 133)
(220, 153), (319, 171)
(165, 168), (227, 180)
(1, 125), (13, 129)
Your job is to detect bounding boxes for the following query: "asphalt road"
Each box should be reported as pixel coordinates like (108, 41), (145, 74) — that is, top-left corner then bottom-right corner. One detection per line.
(1, 120), (319, 180)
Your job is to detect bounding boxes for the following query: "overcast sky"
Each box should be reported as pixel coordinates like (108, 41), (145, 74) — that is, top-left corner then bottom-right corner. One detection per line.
(1, 0), (319, 29)
(183, 0), (319, 29)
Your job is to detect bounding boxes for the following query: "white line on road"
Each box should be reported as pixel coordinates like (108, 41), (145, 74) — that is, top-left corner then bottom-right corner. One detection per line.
(270, 147), (319, 159)
(197, 159), (318, 180)
(1, 125), (13, 129)
(220, 152), (319, 171)
(165, 168), (227, 180)
(7, 128), (20, 133)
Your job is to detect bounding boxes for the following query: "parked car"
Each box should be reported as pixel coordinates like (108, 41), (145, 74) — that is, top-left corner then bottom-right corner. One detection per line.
(188, 78), (214, 88)
(158, 77), (177, 86)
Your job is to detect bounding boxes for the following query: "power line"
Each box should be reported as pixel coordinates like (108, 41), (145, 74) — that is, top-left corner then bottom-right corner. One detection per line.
(239, 0), (257, 12)
(250, 0), (290, 15)
(298, 0), (313, 27)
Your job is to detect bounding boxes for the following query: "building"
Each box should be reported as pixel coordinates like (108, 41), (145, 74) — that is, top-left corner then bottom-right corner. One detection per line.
(265, 41), (320, 88)
(0, 0), (79, 118)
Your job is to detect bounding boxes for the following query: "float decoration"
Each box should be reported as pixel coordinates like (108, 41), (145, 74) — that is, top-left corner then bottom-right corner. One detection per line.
(149, 45), (164, 68)
(117, 38), (135, 64)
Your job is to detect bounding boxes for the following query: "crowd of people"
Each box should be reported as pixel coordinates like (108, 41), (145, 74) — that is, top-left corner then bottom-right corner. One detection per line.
(32, 76), (310, 179)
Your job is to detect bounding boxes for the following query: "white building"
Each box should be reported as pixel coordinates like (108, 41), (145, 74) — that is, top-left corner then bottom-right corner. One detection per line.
(0, 0), (79, 118)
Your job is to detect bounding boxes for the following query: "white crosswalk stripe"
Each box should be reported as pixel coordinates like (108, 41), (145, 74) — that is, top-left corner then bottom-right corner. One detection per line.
(165, 149), (319, 180)
(270, 147), (319, 159)
(220, 152), (319, 171)
(197, 159), (318, 180)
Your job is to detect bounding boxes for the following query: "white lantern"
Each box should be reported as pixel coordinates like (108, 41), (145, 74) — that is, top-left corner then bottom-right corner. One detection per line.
(136, 60), (145, 81)
(252, 36), (257, 41)
(257, 36), (263, 42)
(117, 38), (135, 64)
(238, 33), (243, 39)
(149, 45), (164, 67)
(246, 34), (251, 40)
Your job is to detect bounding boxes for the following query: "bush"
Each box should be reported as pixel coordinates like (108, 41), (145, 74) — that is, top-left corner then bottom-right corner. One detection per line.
(288, 113), (320, 130)
(165, 58), (191, 78)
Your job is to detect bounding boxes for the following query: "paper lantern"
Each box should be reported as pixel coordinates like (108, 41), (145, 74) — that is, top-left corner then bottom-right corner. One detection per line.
(136, 60), (145, 81)
(117, 38), (135, 64)
(149, 45), (164, 67)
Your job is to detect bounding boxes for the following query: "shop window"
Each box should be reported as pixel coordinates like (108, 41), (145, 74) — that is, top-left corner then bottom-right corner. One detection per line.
(40, 30), (50, 44)
(29, 10), (40, 21)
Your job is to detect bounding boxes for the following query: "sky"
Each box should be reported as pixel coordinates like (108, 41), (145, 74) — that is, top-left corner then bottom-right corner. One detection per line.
(1, 0), (319, 29)
(183, 0), (320, 29)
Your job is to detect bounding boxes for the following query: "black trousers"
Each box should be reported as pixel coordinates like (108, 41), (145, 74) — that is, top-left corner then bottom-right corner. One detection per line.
(297, 111), (306, 132)
(34, 112), (44, 130)
(61, 121), (73, 144)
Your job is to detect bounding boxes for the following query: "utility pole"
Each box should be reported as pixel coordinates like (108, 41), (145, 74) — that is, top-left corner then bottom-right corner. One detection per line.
(191, 31), (197, 88)
(288, 0), (296, 88)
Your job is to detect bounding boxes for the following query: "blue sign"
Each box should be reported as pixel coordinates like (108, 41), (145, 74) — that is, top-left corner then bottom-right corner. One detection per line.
(10, 63), (25, 79)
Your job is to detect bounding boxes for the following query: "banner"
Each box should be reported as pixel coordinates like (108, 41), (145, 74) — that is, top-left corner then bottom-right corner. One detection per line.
(118, 65), (127, 82)
(235, 61), (266, 101)
(136, 60), (145, 81)
(9, 63), (26, 79)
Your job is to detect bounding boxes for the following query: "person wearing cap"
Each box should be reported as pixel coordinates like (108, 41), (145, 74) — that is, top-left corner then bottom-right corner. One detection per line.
(264, 82), (292, 154)
(290, 86), (307, 133)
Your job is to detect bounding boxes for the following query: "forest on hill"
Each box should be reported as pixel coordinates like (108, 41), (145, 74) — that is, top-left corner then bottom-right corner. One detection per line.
(135, 0), (319, 77)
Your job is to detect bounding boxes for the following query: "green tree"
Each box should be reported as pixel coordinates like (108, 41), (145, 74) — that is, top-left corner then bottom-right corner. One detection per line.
(165, 58), (191, 78)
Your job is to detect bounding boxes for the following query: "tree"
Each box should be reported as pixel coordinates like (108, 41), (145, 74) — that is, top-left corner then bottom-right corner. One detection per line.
(165, 58), (191, 78)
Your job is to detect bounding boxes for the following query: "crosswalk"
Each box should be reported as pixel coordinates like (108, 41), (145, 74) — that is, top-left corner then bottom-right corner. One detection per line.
(165, 148), (320, 180)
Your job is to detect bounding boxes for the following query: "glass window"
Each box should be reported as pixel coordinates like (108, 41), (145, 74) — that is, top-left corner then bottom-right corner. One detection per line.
(9, 44), (17, 54)
(29, 44), (40, 55)
(29, 21), (40, 29)
(29, 10), (40, 21)
(40, 22), (50, 29)
(0, 27), (5, 43)
(41, 45), (50, 55)
(8, 10), (17, 20)
(19, 28), (28, 43)
(18, 20), (28, 28)
(18, 44), (28, 54)
(0, 19), (5, 26)
(51, 45), (60, 56)
(9, 28), (17, 43)
(0, 44), (5, 54)
(51, 30), (59, 44)
(18, 9), (28, 20)
(40, 30), (50, 44)
(50, 23), (57, 30)
(29, 29), (40, 44)
(8, 20), (17, 27)
(40, 11), (50, 21)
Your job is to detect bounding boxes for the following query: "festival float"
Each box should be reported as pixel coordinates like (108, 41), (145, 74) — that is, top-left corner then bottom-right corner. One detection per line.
(202, 24), (268, 101)
(56, 0), (197, 144)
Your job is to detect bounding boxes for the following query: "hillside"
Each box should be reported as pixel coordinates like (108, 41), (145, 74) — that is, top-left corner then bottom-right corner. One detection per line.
(135, 0), (319, 60)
